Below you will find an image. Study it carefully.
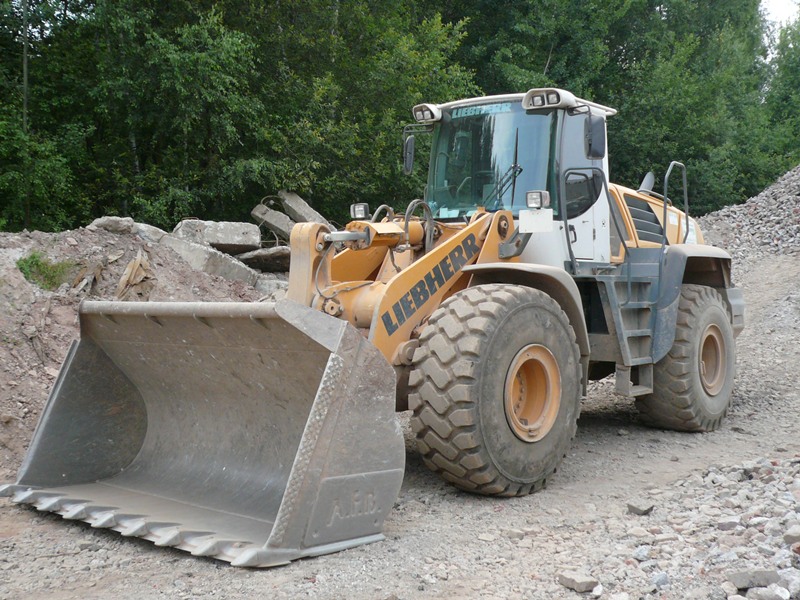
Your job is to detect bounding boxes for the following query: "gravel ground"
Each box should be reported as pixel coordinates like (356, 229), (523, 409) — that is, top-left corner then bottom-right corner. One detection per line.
(2, 166), (800, 599)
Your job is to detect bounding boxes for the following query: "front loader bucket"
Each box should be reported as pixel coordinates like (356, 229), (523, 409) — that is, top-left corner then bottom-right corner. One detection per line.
(1, 300), (405, 567)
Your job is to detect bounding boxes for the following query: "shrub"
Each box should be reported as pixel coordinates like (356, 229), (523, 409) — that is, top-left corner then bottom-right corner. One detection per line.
(16, 251), (74, 290)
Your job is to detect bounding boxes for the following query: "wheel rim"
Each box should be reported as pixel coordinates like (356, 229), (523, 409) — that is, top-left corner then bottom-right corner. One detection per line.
(504, 344), (561, 443)
(699, 324), (726, 396)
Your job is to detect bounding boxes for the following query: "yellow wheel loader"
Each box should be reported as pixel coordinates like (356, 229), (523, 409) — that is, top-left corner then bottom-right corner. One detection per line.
(2, 88), (744, 567)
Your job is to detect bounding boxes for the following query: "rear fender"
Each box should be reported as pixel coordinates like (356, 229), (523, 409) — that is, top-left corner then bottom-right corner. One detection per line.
(652, 245), (744, 361)
(462, 263), (590, 395)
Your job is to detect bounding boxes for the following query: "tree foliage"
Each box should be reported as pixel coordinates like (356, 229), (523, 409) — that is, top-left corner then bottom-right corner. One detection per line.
(767, 17), (800, 167)
(426, 0), (781, 213)
(0, 0), (797, 231)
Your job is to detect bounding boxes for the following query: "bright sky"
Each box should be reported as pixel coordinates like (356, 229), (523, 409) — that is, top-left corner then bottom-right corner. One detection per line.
(763, 0), (799, 25)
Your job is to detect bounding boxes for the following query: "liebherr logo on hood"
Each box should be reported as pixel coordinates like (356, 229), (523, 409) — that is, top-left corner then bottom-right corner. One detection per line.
(381, 234), (480, 336)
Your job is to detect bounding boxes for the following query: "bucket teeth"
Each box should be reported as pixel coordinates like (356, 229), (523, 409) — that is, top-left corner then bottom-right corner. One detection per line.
(12, 489), (48, 504)
(189, 538), (248, 558)
(89, 511), (117, 529)
(190, 538), (223, 557)
(119, 518), (149, 537)
(229, 547), (292, 568)
(118, 520), (182, 540)
(230, 548), (267, 568)
(153, 527), (183, 547)
(61, 503), (88, 520)
(230, 547), (293, 568)
(35, 496), (65, 511)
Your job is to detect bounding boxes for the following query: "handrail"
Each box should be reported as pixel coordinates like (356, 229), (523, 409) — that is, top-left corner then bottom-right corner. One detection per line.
(662, 161), (689, 246)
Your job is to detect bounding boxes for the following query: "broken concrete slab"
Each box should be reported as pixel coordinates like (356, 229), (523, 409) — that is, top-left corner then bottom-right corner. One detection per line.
(160, 235), (259, 286)
(134, 223), (167, 243)
(88, 216), (136, 234)
(251, 204), (296, 240)
(278, 190), (335, 230)
(172, 219), (261, 255)
(236, 247), (291, 272)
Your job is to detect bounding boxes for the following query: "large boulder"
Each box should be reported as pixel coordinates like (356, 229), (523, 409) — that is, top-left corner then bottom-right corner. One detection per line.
(88, 216), (135, 234)
(133, 222), (167, 243)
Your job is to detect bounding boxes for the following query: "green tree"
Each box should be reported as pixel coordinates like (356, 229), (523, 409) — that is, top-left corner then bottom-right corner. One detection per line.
(0, 0), (89, 230)
(1, 0), (792, 231)
(1, 1), (477, 230)
(0, 108), (88, 230)
(767, 17), (800, 168)
(607, 0), (775, 213)
(419, 0), (777, 214)
(261, 11), (477, 220)
(420, 0), (623, 97)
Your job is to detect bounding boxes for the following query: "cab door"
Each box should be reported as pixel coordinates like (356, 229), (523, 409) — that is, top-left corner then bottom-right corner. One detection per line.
(559, 111), (610, 262)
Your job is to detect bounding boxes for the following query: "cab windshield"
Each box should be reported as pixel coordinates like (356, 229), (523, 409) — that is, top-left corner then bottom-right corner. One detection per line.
(426, 102), (557, 220)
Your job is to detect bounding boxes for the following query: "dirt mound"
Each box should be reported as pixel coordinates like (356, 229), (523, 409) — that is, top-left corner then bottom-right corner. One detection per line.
(0, 227), (261, 480)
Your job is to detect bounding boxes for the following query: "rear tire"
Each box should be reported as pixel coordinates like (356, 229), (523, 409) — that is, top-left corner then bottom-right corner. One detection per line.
(636, 284), (735, 431)
(408, 284), (582, 497)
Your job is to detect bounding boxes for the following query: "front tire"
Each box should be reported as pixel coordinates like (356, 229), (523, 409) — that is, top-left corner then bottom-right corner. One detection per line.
(636, 284), (736, 431)
(408, 284), (582, 497)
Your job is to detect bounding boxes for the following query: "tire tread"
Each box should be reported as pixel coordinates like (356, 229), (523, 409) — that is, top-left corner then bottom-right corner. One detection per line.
(635, 284), (734, 432)
(409, 284), (581, 497)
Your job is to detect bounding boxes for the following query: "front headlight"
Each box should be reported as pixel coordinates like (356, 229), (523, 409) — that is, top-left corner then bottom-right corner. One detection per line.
(526, 191), (551, 209)
(350, 203), (370, 220)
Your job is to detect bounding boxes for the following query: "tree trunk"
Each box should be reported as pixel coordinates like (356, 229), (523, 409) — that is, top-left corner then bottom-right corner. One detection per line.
(22, 0), (30, 229)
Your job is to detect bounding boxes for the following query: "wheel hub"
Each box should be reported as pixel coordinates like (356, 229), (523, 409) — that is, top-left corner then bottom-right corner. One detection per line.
(699, 323), (726, 396)
(504, 344), (561, 443)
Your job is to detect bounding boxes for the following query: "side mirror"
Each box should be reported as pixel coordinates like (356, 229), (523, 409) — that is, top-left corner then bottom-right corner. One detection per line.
(585, 114), (606, 160)
(403, 135), (415, 175)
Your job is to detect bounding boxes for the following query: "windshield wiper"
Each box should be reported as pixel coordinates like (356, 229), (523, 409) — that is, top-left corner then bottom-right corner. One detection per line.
(486, 129), (522, 210)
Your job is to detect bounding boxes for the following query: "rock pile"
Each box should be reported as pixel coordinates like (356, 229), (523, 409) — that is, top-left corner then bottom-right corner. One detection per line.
(604, 457), (800, 599)
(83, 190), (332, 299)
(85, 216), (288, 298)
(536, 457), (800, 599)
(699, 165), (800, 263)
(87, 201), (313, 299)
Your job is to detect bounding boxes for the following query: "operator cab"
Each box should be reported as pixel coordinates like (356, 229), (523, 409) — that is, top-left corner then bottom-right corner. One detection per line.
(424, 99), (553, 220)
(406, 88), (617, 265)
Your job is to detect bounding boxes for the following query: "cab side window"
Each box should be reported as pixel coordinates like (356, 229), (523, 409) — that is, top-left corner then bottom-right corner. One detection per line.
(560, 112), (603, 220)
